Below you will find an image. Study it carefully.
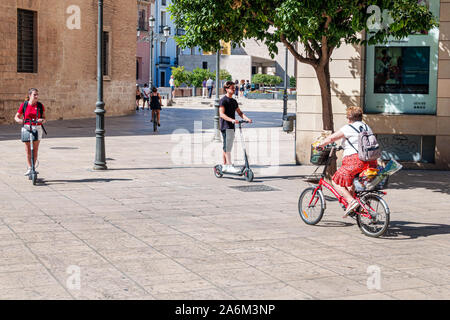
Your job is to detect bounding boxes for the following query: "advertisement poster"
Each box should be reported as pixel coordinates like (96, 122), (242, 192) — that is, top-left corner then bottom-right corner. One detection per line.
(365, 0), (440, 115)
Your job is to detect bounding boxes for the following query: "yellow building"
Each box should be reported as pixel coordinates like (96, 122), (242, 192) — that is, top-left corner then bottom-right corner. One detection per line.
(295, 0), (450, 169)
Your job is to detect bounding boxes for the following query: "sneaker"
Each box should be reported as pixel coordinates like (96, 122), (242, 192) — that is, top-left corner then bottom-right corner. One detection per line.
(228, 166), (242, 174)
(343, 199), (359, 218)
(24, 168), (31, 176)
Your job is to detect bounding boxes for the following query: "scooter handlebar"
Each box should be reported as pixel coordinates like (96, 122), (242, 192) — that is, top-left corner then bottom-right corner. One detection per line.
(237, 120), (251, 124)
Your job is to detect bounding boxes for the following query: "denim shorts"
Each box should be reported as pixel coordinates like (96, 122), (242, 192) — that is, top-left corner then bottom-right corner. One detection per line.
(221, 129), (235, 152)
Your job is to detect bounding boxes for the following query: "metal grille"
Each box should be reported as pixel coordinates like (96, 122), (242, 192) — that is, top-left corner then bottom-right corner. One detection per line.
(17, 9), (36, 73)
(229, 185), (280, 192)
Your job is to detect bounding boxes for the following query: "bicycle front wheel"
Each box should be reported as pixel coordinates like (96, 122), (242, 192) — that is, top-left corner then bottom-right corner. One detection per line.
(357, 194), (390, 237)
(298, 187), (325, 225)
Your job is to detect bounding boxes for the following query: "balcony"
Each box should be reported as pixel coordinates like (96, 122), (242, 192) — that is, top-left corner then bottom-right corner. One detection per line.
(158, 56), (170, 65)
(159, 25), (171, 35)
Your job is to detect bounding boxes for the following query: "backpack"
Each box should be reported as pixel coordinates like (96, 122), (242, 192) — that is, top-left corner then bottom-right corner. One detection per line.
(22, 101), (47, 135)
(23, 101), (44, 119)
(346, 124), (381, 162)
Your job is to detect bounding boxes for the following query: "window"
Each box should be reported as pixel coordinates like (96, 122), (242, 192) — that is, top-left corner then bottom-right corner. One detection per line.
(136, 59), (140, 80)
(202, 61), (208, 69)
(138, 10), (147, 31)
(161, 0), (167, 6)
(102, 31), (110, 76)
(17, 9), (37, 73)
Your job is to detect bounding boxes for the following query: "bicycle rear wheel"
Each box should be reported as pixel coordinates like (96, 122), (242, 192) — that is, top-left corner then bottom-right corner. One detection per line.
(357, 194), (390, 237)
(298, 187), (325, 225)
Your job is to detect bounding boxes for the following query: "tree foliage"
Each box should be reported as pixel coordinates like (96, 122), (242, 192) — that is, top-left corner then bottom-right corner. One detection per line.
(169, 0), (438, 131)
(252, 73), (282, 86)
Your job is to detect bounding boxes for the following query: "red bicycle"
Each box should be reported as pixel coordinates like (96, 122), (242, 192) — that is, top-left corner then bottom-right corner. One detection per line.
(298, 145), (390, 237)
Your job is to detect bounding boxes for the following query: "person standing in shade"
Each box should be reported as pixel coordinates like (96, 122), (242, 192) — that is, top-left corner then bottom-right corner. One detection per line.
(206, 77), (214, 99)
(136, 84), (142, 110)
(219, 81), (252, 173)
(234, 80), (239, 99)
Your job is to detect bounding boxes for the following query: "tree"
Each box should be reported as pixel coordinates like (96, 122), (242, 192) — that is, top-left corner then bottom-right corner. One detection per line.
(169, 0), (438, 132)
(220, 69), (232, 82)
(289, 76), (296, 89)
(170, 66), (187, 87)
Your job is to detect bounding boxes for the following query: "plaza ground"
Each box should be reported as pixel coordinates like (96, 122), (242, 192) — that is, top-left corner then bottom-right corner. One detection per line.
(0, 97), (449, 299)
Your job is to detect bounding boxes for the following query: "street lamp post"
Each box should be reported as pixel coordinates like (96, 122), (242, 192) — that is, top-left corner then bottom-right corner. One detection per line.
(282, 46), (288, 121)
(94, 0), (107, 170)
(141, 16), (170, 89)
(148, 16), (155, 88)
(213, 47), (221, 142)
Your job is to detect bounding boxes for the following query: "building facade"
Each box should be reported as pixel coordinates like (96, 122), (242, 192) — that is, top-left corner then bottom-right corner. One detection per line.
(136, 0), (155, 86)
(153, 0), (179, 87)
(179, 38), (297, 87)
(295, 0), (450, 169)
(0, 0), (136, 124)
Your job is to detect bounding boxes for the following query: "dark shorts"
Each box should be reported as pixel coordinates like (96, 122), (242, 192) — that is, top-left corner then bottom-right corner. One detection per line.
(150, 105), (161, 110)
(221, 129), (235, 152)
(136, 95), (141, 100)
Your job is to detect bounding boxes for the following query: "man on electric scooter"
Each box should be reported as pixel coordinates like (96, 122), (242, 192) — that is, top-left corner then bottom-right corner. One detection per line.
(219, 81), (252, 173)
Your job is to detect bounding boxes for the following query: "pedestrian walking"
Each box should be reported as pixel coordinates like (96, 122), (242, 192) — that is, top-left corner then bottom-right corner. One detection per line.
(206, 77), (214, 99)
(142, 84), (151, 110)
(234, 80), (239, 98)
(14, 88), (46, 176)
(169, 75), (175, 99)
(136, 84), (142, 110)
(202, 79), (207, 99)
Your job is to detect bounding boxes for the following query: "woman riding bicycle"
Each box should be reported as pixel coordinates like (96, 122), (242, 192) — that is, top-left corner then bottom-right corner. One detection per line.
(14, 88), (46, 176)
(317, 106), (377, 216)
(150, 87), (162, 126)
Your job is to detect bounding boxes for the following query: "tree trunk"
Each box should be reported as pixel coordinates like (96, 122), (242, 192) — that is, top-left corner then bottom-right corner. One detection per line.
(315, 62), (337, 178)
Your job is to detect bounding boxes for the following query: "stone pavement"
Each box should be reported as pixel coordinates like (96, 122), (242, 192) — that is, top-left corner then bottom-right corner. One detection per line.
(0, 98), (449, 300)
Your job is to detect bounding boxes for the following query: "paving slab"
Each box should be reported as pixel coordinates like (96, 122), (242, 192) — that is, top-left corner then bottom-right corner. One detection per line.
(0, 98), (449, 299)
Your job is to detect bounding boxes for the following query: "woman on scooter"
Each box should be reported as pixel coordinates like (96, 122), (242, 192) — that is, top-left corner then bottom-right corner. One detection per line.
(14, 88), (46, 176)
(219, 81), (252, 173)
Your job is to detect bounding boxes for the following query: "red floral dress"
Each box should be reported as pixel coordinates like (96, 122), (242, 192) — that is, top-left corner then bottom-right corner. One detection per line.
(332, 154), (377, 187)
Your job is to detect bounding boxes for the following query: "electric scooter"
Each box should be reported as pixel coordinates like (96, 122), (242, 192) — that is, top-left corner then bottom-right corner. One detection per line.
(214, 120), (254, 182)
(24, 119), (39, 185)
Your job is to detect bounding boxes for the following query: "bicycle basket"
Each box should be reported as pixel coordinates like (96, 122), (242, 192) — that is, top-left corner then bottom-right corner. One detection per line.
(310, 145), (331, 165)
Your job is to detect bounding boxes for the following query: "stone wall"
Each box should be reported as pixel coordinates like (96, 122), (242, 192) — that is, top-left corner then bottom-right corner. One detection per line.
(0, 0), (136, 124)
(295, 1), (450, 170)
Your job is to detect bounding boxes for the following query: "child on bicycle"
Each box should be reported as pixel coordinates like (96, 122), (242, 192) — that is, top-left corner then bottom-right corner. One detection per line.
(317, 106), (378, 216)
(14, 88), (46, 176)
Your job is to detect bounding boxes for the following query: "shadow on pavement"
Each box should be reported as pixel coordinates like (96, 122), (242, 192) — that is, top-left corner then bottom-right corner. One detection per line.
(387, 170), (450, 195)
(384, 221), (450, 240)
(40, 178), (133, 185)
(0, 108), (285, 141)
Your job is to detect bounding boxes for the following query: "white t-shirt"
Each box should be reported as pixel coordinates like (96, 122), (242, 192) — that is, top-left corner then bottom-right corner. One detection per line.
(340, 121), (373, 157)
(169, 78), (175, 87)
(142, 87), (151, 98)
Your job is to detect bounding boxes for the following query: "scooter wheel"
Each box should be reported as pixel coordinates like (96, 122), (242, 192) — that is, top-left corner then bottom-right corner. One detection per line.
(214, 165), (223, 178)
(244, 169), (254, 182)
(31, 173), (37, 185)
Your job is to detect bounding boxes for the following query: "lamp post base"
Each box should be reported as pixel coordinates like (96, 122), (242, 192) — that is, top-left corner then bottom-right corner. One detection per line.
(93, 164), (108, 170)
